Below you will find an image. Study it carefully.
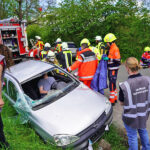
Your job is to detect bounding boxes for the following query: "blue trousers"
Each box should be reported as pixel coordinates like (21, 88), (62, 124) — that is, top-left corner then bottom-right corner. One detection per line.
(124, 123), (150, 150)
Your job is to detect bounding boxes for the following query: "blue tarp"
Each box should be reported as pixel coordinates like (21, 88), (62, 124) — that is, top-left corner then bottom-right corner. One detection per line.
(91, 54), (108, 95)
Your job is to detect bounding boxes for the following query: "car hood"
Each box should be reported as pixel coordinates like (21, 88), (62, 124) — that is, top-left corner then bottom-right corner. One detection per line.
(31, 84), (107, 136)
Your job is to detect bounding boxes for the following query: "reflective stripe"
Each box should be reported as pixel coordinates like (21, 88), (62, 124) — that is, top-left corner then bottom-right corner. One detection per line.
(124, 81), (133, 106)
(108, 67), (119, 70)
(108, 62), (113, 64)
(123, 108), (150, 118)
(68, 67), (71, 71)
(78, 59), (83, 62)
(80, 75), (94, 79)
(109, 95), (115, 98)
(124, 101), (149, 109)
(84, 56), (97, 62)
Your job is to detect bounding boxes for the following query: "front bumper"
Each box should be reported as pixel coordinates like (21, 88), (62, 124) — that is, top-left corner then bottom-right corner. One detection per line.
(64, 106), (113, 150)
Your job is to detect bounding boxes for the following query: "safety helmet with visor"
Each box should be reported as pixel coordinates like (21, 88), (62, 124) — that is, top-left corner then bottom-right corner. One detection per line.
(104, 33), (117, 43)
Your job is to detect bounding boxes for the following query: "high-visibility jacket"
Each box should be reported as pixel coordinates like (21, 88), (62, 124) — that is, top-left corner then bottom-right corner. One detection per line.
(142, 52), (150, 60)
(40, 50), (48, 60)
(119, 75), (150, 129)
(68, 48), (98, 81)
(56, 50), (72, 69)
(55, 44), (62, 53)
(108, 43), (121, 70)
(96, 42), (107, 55)
(35, 41), (44, 50)
(89, 46), (102, 61)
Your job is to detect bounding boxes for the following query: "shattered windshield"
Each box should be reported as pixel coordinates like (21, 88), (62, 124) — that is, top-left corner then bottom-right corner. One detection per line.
(21, 67), (79, 110)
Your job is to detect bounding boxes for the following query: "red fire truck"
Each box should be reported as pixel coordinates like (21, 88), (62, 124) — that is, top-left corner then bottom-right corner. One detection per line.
(0, 18), (28, 61)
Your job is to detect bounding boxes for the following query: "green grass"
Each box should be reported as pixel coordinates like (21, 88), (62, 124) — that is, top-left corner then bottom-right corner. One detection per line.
(1, 96), (127, 150)
(93, 125), (127, 150)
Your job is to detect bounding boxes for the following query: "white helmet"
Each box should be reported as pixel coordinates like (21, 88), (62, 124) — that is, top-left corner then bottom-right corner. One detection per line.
(47, 51), (55, 62)
(35, 36), (41, 40)
(44, 43), (51, 48)
(62, 42), (68, 50)
(56, 38), (62, 43)
(95, 36), (102, 41)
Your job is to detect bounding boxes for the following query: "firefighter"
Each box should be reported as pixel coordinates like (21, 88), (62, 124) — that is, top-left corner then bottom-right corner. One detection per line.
(104, 33), (121, 105)
(140, 46), (150, 68)
(35, 36), (44, 50)
(47, 50), (60, 66)
(68, 38), (98, 88)
(55, 38), (62, 53)
(95, 36), (107, 55)
(56, 42), (72, 70)
(89, 41), (101, 61)
(40, 43), (51, 61)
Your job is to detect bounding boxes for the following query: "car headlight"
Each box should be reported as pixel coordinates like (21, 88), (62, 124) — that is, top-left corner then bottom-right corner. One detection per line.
(105, 98), (111, 114)
(53, 134), (80, 146)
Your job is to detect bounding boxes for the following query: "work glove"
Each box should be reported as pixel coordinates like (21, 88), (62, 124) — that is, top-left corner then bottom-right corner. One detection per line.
(103, 56), (109, 61)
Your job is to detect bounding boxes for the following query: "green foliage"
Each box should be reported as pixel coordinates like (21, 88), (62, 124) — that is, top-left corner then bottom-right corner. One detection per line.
(27, 0), (150, 60)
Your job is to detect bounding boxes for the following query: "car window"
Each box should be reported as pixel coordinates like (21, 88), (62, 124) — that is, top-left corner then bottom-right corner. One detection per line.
(68, 43), (76, 48)
(22, 67), (80, 110)
(8, 81), (18, 101)
(3, 78), (8, 94)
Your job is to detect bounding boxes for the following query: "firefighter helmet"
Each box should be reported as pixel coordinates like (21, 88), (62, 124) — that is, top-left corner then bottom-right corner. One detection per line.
(144, 46), (150, 52)
(56, 38), (62, 43)
(35, 36), (41, 40)
(80, 38), (90, 46)
(44, 43), (51, 48)
(104, 33), (117, 42)
(62, 42), (68, 50)
(95, 36), (102, 41)
(47, 51), (55, 62)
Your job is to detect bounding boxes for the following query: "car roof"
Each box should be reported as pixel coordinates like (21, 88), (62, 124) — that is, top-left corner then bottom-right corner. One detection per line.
(6, 60), (54, 83)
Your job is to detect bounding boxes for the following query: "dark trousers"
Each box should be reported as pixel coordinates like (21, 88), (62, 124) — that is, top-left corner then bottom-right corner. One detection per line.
(0, 114), (6, 145)
(108, 69), (118, 91)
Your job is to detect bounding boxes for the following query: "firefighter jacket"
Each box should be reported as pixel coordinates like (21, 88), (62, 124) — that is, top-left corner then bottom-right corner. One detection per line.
(56, 50), (72, 69)
(35, 41), (44, 50)
(89, 46), (101, 61)
(91, 54), (108, 95)
(68, 48), (98, 81)
(119, 75), (150, 129)
(142, 52), (150, 60)
(96, 42), (107, 55)
(108, 43), (121, 70)
(55, 44), (62, 53)
(40, 50), (48, 60)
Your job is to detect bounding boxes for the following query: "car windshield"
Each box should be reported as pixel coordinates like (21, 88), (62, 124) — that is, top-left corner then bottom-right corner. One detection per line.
(22, 67), (79, 110)
(68, 43), (76, 48)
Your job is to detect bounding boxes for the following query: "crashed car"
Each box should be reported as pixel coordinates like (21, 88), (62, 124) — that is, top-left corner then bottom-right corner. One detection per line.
(3, 60), (113, 150)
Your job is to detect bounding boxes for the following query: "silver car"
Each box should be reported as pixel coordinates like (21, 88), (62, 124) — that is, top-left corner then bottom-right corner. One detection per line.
(66, 42), (77, 58)
(3, 60), (113, 150)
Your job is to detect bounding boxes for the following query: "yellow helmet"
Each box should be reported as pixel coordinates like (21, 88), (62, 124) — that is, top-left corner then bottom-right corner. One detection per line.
(80, 38), (90, 46)
(104, 33), (117, 42)
(144, 46), (150, 52)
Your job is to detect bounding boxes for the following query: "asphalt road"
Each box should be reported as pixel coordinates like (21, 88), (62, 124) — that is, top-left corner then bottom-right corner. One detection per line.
(104, 65), (150, 137)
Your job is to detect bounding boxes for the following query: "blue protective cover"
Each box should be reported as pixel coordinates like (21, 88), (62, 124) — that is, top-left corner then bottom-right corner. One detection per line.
(91, 54), (108, 95)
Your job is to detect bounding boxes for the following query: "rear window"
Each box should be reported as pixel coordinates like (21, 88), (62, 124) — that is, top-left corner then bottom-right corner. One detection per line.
(68, 43), (77, 48)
